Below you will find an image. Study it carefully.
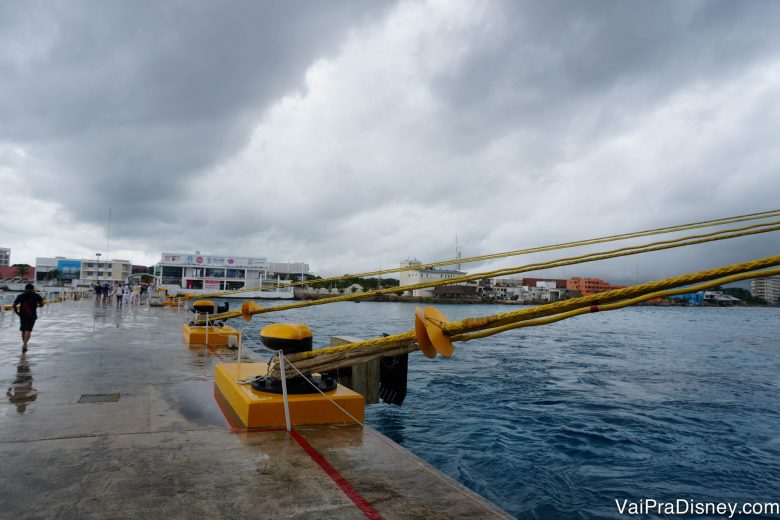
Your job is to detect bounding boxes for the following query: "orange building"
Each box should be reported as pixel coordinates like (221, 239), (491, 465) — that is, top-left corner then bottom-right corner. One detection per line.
(566, 277), (625, 296)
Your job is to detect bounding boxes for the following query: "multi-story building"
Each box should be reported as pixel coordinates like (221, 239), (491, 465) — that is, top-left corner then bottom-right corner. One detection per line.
(153, 252), (309, 292)
(507, 282), (567, 303)
(479, 276), (620, 301)
(751, 276), (780, 304)
(81, 259), (132, 284)
(35, 258), (58, 280)
(36, 257), (131, 285)
(398, 259), (467, 297)
(521, 278), (567, 288)
(267, 262), (309, 276)
(479, 277), (568, 301)
(36, 257), (81, 283)
(0, 247), (9, 266)
(566, 277), (624, 296)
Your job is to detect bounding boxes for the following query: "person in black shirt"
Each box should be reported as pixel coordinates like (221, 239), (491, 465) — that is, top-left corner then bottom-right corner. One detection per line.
(13, 284), (44, 352)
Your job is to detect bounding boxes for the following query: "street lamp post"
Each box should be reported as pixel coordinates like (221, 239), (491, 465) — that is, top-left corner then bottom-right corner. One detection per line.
(96, 253), (101, 300)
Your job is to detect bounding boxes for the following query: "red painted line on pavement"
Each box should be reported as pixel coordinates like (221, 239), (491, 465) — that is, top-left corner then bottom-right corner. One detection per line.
(206, 345), (226, 361)
(290, 428), (384, 520)
(211, 373), (382, 518)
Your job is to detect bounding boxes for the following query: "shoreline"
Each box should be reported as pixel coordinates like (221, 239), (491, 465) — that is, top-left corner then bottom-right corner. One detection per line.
(293, 293), (778, 307)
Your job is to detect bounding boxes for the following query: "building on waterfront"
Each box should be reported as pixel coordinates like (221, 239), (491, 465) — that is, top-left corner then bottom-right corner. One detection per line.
(398, 258), (467, 297)
(35, 257), (131, 285)
(482, 277), (523, 300)
(0, 247), (9, 266)
(668, 291), (705, 305)
(432, 285), (479, 299)
(35, 257), (81, 284)
(566, 277), (625, 296)
(474, 276), (627, 302)
(267, 262), (309, 276)
(35, 257), (59, 280)
(153, 252), (309, 292)
(82, 259), (132, 284)
(751, 276), (780, 304)
(477, 277), (569, 302)
(521, 278), (567, 288)
(513, 283), (569, 303)
(669, 291), (743, 306)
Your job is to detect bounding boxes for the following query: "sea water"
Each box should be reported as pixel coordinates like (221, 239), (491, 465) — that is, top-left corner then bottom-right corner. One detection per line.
(242, 301), (780, 519)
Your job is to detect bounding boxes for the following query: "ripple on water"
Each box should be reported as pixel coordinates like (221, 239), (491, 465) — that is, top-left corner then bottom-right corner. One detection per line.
(233, 301), (780, 519)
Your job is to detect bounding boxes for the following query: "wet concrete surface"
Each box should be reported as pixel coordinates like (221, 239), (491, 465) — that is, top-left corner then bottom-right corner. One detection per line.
(0, 299), (511, 519)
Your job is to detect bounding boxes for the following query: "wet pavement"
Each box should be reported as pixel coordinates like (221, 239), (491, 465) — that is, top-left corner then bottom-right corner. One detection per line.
(0, 299), (510, 519)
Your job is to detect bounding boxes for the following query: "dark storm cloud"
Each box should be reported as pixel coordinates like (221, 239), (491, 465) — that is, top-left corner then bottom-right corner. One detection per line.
(0, 0), (393, 229)
(428, 0), (780, 152)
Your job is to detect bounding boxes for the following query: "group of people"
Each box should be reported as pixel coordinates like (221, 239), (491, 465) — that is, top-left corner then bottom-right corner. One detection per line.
(10, 280), (157, 353)
(93, 281), (155, 308)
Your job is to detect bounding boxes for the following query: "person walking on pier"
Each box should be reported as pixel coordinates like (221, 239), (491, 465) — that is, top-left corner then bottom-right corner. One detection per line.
(112, 283), (123, 308)
(12, 284), (44, 352)
(122, 283), (132, 308)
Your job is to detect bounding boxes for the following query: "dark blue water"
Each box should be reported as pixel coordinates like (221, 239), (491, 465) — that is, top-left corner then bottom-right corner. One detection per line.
(238, 301), (780, 519)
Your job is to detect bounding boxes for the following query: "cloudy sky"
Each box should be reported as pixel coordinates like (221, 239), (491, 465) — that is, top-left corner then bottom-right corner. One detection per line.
(1, 0), (779, 283)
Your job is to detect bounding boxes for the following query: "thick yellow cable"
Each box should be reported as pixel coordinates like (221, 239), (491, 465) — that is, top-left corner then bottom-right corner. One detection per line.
(446, 254), (780, 334)
(269, 265), (780, 378)
(278, 254), (780, 364)
(185, 208), (780, 298)
(196, 220), (780, 324)
(451, 267), (780, 342)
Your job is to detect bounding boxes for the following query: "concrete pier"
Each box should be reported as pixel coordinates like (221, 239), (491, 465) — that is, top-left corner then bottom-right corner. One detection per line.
(0, 299), (511, 519)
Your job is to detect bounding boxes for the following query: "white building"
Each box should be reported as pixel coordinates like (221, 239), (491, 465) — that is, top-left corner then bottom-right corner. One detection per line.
(702, 291), (743, 305)
(514, 284), (566, 303)
(751, 276), (780, 304)
(36, 257), (132, 285)
(0, 247), (9, 266)
(267, 262), (309, 276)
(153, 252), (308, 292)
(81, 259), (132, 285)
(398, 258), (467, 297)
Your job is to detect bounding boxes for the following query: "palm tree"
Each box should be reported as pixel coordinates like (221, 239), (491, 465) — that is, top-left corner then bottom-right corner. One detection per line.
(12, 264), (31, 278)
(46, 269), (61, 281)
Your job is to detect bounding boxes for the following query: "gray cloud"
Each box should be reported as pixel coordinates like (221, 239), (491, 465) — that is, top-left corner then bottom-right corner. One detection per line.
(1, 0), (779, 283)
(427, 1), (780, 160)
(1, 0), (392, 227)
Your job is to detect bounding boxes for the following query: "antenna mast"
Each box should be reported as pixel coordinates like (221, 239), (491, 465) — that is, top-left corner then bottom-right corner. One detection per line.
(455, 234), (462, 271)
(106, 208), (112, 260)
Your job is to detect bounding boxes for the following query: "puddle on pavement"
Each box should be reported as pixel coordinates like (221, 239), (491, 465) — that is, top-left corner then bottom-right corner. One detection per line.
(6, 354), (37, 414)
(170, 380), (228, 427)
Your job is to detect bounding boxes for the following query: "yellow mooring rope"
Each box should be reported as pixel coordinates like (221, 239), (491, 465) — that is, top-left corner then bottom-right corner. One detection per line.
(195, 219), (780, 325)
(182, 207), (780, 298)
(262, 255), (780, 379)
(451, 267), (780, 342)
